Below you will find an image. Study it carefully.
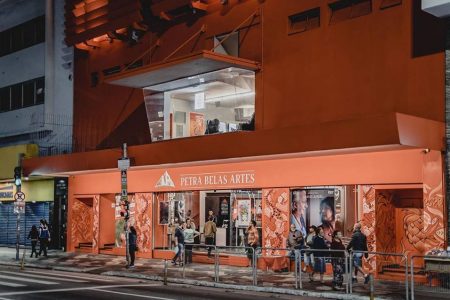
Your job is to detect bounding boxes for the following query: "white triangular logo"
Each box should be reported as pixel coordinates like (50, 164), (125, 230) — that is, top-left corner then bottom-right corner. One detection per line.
(155, 171), (175, 188)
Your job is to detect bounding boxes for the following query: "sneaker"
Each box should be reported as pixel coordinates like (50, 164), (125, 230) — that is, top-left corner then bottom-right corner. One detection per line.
(364, 275), (370, 284)
(129, 265), (135, 268)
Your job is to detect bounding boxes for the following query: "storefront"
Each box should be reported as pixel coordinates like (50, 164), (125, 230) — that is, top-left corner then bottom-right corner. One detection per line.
(66, 148), (446, 266)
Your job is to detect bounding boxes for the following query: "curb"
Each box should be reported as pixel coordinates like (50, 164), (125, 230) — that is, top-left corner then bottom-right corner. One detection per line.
(0, 260), (393, 300)
(102, 270), (375, 300)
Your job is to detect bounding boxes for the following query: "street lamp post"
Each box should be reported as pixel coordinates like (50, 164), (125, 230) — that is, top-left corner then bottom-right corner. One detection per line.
(118, 143), (131, 266)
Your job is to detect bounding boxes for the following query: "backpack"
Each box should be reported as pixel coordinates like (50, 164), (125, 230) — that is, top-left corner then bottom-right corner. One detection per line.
(40, 227), (49, 239)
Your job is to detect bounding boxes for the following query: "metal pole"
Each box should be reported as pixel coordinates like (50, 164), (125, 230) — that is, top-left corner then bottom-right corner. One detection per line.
(411, 256), (415, 300)
(349, 251), (353, 294)
(369, 272), (374, 300)
(345, 253), (349, 294)
(253, 247), (257, 286)
(299, 250), (303, 289)
(214, 246), (219, 282)
(294, 250), (299, 289)
(405, 254), (409, 300)
(163, 259), (168, 285)
(121, 143), (130, 267)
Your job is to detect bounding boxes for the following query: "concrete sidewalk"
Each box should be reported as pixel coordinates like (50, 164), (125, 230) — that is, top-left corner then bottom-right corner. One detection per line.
(0, 247), (401, 300)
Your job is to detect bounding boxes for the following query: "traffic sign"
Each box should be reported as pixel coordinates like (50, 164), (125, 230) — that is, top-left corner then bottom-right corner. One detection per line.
(14, 191), (25, 201)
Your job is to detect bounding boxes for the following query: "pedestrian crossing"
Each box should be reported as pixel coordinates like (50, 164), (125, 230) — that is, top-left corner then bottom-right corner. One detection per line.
(0, 269), (114, 289)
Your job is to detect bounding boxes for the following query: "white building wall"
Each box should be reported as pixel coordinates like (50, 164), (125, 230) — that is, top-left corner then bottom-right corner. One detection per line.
(0, 0), (74, 155)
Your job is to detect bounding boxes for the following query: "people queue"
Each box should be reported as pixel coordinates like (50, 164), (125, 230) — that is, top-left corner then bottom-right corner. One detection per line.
(288, 222), (370, 290)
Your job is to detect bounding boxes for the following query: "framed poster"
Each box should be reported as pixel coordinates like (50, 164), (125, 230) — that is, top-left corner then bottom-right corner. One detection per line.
(255, 198), (262, 227)
(236, 199), (251, 227)
(159, 200), (169, 225)
(189, 112), (205, 136)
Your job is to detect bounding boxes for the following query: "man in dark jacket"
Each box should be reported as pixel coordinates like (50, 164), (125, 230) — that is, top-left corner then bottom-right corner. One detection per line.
(171, 222), (185, 266)
(346, 223), (370, 284)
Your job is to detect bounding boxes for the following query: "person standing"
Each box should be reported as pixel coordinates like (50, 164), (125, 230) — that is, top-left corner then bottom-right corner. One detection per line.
(330, 231), (346, 290)
(27, 225), (39, 258)
(204, 215), (217, 257)
(38, 219), (50, 257)
(303, 225), (317, 272)
(246, 220), (259, 265)
(207, 209), (217, 224)
(310, 227), (329, 283)
(346, 223), (370, 284)
(287, 223), (304, 260)
(171, 222), (185, 266)
(183, 223), (199, 264)
(128, 226), (137, 268)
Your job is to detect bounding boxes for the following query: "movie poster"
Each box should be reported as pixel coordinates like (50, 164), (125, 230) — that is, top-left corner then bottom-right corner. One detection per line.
(291, 189), (337, 242)
(236, 199), (251, 227)
(159, 200), (169, 225)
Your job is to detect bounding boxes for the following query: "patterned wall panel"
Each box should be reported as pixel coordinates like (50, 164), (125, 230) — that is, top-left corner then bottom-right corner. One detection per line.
(131, 193), (152, 253)
(360, 185), (376, 270)
(92, 195), (100, 253)
(423, 151), (445, 251)
(399, 208), (425, 256)
(375, 191), (396, 254)
(262, 188), (289, 256)
(71, 198), (93, 249)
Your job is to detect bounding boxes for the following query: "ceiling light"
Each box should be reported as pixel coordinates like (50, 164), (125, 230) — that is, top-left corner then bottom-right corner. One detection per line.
(204, 91), (255, 103)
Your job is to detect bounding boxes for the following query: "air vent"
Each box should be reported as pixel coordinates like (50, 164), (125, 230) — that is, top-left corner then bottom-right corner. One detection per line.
(329, 0), (372, 25)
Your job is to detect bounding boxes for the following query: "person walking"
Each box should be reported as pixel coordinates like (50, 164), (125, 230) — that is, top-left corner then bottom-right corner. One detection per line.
(346, 223), (370, 284)
(128, 226), (137, 268)
(27, 225), (39, 258)
(204, 215), (217, 257)
(184, 222), (199, 264)
(246, 220), (259, 265)
(310, 227), (329, 283)
(330, 231), (346, 290)
(38, 219), (50, 257)
(171, 222), (185, 266)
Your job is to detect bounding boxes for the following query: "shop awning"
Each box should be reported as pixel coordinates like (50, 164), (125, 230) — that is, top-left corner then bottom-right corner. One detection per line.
(104, 50), (260, 90)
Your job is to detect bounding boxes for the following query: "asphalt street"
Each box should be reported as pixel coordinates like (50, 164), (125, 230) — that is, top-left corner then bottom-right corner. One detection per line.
(0, 266), (327, 300)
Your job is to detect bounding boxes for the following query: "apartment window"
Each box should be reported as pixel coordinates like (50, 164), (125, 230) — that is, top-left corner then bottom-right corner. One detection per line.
(329, 0), (372, 25)
(288, 7), (320, 35)
(0, 87), (10, 112)
(0, 15), (45, 57)
(0, 77), (44, 113)
(380, 0), (401, 9)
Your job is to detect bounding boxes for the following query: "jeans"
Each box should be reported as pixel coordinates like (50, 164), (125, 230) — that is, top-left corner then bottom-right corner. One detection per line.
(38, 238), (48, 256)
(185, 244), (193, 263)
(129, 246), (136, 266)
(205, 237), (214, 256)
(172, 244), (184, 263)
(30, 240), (38, 257)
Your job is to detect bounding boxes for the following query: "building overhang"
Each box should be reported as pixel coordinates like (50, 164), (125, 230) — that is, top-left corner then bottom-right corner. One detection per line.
(422, 0), (450, 17)
(104, 50), (260, 90)
(22, 113), (445, 177)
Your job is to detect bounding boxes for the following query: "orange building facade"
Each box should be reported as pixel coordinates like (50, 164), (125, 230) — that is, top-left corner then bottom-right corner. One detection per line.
(24, 0), (447, 264)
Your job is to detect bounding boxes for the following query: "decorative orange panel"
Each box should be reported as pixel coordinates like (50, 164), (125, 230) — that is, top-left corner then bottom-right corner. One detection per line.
(261, 188), (289, 256)
(131, 193), (153, 253)
(92, 194), (100, 253)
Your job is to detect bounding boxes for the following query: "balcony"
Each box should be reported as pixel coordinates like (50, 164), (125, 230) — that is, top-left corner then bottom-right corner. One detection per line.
(422, 0), (450, 17)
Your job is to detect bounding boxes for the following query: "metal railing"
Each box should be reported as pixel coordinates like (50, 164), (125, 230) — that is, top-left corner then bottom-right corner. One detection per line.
(255, 247), (295, 288)
(350, 251), (408, 300)
(298, 248), (350, 294)
(411, 255), (450, 300)
(215, 245), (256, 286)
(158, 243), (424, 299)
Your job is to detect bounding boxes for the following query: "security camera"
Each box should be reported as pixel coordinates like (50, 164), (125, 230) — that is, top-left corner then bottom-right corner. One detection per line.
(422, 148), (430, 154)
(221, 0), (228, 4)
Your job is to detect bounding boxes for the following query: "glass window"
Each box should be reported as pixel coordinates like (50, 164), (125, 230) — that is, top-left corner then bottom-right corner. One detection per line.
(144, 68), (255, 141)
(0, 87), (10, 112)
(23, 80), (35, 107)
(35, 16), (45, 44)
(10, 84), (22, 110)
(0, 31), (11, 56)
(11, 26), (23, 52)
